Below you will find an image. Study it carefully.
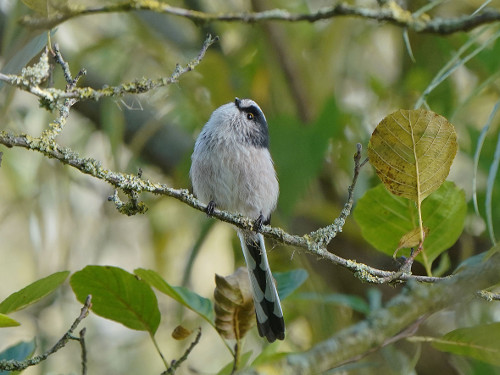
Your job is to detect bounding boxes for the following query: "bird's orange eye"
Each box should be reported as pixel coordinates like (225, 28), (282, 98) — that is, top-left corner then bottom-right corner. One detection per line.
(247, 113), (254, 120)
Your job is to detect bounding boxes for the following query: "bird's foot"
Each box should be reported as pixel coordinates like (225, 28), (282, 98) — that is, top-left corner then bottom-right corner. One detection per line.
(206, 200), (216, 216)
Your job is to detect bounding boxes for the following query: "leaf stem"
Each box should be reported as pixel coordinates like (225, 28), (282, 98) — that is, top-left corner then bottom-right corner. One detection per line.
(416, 200), (432, 275)
(150, 333), (169, 370)
(420, 245), (432, 276)
(231, 340), (241, 374)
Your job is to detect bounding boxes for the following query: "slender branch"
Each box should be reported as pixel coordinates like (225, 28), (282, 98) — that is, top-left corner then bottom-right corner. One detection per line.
(43, 44), (86, 139)
(0, 35), (219, 104)
(162, 328), (202, 375)
(19, 1), (500, 35)
(73, 328), (88, 375)
(0, 131), (442, 284)
(308, 144), (364, 247)
(0, 295), (92, 372)
(0, 34), (453, 286)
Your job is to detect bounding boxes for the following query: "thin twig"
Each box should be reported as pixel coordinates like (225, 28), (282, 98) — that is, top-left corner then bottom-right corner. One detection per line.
(309, 143), (364, 247)
(42, 44), (86, 139)
(52, 43), (75, 87)
(162, 328), (202, 375)
(78, 328), (88, 375)
(0, 35), (219, 104)
(19, 1), (500, 35)
(0, 295), (92, 372)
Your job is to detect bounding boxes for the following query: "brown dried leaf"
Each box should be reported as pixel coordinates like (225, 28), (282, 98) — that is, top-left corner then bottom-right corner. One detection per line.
(171, 325), (193, 340)
(214, 267), (255, 340)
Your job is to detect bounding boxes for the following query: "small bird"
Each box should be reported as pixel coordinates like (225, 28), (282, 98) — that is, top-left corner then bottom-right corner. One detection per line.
(190, 98), (284, 342)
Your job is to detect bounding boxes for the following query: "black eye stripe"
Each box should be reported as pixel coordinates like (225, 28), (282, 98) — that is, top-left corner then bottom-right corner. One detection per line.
(242, 105), (261, 119)
(233, 100), (269, 148)
(234, 99), (263, 119)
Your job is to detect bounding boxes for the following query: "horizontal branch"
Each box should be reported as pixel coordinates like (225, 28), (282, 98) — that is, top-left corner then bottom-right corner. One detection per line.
(20, 1), (500, 35)
(0, 131), (441, 284)
(0, 34), (455, 286)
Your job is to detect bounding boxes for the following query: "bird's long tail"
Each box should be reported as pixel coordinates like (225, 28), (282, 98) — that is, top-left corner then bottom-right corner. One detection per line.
(238, 230), (284, 342)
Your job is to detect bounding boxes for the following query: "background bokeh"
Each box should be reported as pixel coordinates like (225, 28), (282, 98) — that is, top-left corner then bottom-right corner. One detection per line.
(1, 0), (500, 374)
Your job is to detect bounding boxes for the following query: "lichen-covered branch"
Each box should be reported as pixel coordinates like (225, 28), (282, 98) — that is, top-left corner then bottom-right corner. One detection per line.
(43, 44), (86, 139)
(0, 35), (218, 105)
(0, 34), (444, 286)
(0, 131), (440, 284)
(0, 295), (92, 372)
(19, 1), (500, 35)
(280, 251), (500, 375)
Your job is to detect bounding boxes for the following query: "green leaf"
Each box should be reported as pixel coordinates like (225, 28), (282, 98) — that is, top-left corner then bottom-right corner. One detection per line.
(20, 0), (66, 16)
(0, 313), (20, 328)
(0, 340), (36, 375)
(464, 358), (500, 375)
(217, 351), (253, 375)
(70, 266), (160, 334)
(134, 268), (214, 325)
(292, 292), (370, 314)
(0, 271), (70, 314)
(251, 343), (288, 367)
(475, 32), (500, 74)
(274, 269), (308, 300)
(354, 181), (466, 267)
(433, 323), (500, 366)
(368, 109), (457, 203)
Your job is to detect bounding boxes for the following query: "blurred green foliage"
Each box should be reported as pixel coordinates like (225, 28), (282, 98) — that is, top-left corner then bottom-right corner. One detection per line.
(1, 0), (500, 374)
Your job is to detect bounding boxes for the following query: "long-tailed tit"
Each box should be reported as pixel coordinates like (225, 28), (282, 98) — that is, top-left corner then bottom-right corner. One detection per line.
(190, 98), (284, 342)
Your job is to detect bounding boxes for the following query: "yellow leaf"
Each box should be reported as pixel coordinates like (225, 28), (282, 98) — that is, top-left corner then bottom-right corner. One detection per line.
(21, 0), (49, 15)
(214, 267), (255, 341)
(21, 0), (68, 17)
(394, 226), (429, 257)
(368, 109), (457, 203)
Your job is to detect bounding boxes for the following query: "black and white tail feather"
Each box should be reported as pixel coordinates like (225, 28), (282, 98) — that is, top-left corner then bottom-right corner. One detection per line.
(190, 98), (284, 342)
(239, 230), (284, 342)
